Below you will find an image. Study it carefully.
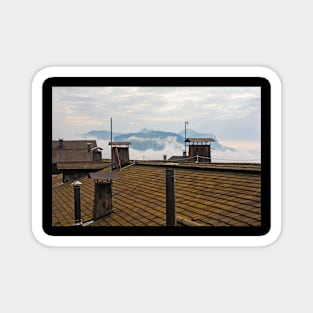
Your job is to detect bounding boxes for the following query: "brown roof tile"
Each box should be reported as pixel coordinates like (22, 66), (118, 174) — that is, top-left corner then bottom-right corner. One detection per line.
(52, 163), (261, 227)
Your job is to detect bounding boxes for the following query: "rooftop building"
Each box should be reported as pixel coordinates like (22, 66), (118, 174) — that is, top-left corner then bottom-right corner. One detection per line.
(52, 139), (106, 182)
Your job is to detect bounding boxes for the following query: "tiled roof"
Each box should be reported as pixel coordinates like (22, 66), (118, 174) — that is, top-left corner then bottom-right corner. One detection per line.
(52, 140), (97, 150)
(52, 163), (261, 227)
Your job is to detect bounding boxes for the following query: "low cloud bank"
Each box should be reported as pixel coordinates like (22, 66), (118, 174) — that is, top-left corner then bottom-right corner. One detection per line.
(82, 137), (260, 163)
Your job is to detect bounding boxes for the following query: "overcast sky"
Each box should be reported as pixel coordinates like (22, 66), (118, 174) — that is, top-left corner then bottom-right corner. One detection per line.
(52, 86), (261, 143)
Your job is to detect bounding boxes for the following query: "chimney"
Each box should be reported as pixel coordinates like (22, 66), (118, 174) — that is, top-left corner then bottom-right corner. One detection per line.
(188, 138), (214, 163)
(109, 142), (132, 169)
(71, 180), (82, 225)
(58, 138), (64, 148)
(93, 181), (113, 219)
(87, 142), (91, 152)
(166, 169), (176, 226)
(163, 154), (167, 161)
(89, 172), (118, 220)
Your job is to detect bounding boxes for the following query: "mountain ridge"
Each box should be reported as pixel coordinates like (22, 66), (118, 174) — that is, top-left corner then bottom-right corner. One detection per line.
(82, 128), (234, 152)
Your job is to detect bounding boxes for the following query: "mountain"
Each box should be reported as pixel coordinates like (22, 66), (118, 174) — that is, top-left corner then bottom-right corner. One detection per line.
(82, 128), (233, 152)
(82, 130), (121, 140)
(114, 129), (184, 151)
(178, 128), (216, 139)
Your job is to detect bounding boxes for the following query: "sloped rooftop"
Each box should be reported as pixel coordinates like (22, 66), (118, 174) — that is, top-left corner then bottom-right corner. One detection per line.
(52, 162), (261, 227)
(52, 140), (99, 163)
(57, 161), (110, 170)
(52, 140), (97, 150)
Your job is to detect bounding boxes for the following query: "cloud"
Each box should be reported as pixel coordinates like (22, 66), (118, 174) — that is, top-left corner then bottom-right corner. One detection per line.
(212, 145), (260, 163)
(52, 86), (261, 145)
(130, 137), (184, 160)
(131, 138), (260, 162)
(72, 132), (260, 163)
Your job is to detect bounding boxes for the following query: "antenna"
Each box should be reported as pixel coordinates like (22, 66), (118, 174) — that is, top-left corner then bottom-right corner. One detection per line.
(110, 117), (113, 172)
(184, 121), (189, 156)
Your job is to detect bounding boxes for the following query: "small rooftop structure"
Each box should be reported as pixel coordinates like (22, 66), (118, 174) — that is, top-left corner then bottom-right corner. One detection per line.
(52, 139), (104, 181)
(185, 137), (215, 163)
(109, 141), (132, 169)
(52, 140), (102, 164)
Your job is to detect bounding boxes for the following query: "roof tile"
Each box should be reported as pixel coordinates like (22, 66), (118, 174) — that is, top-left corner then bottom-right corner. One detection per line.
(52, 163), (261, 227)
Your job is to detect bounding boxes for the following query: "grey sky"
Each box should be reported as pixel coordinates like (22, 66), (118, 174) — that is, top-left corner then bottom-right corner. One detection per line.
(52, 86), (261, 142)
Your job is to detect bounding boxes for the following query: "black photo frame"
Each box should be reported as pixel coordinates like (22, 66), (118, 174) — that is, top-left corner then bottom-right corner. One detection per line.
(43, 76), (270, 237)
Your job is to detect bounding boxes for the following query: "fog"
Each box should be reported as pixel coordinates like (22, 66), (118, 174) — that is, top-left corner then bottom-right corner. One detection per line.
(94, 137), (260, 163)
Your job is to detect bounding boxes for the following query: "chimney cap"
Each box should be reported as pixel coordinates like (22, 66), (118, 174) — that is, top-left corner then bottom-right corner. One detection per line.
(71, 180), (82, 186)
(109, 141), (131, 146)
(90, 146), (103, 151)
(185, 138), (215, 143)
(89, 172), (118, 180)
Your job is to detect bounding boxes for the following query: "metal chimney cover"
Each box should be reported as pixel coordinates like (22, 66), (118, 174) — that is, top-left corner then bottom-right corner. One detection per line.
(89, 172), (118, 180)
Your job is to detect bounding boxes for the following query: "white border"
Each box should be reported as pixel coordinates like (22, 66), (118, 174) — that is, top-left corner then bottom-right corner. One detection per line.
(32, 66), (281, 247)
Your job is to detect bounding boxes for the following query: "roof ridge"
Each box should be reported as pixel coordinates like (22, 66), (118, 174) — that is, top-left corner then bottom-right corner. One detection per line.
(134, 162), (261, 174)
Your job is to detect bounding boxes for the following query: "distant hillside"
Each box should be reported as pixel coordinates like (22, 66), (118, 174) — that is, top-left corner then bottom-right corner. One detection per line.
(178, 128), (216, 139)
(82, 128), (233, 152)
(83, 130), (121, 140)
(114, 129), (183, 151)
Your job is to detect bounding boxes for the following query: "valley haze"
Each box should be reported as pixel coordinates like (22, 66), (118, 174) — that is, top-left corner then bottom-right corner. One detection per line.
(79, 128), (260, 162)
